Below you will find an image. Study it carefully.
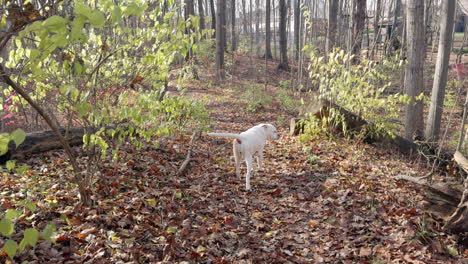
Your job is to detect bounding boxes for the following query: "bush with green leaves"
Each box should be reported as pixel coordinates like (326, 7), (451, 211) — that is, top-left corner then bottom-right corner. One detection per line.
(0, 129), (26, 157)
(276, 80), (299, 114)
(0, 202), (56, 260)
(307, 49), (409, 138)
(243, 84), (272, 112)
(2, 0), (210, 205)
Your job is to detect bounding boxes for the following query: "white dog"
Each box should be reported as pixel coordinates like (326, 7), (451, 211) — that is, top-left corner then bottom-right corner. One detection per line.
(208, 124), (280, 190)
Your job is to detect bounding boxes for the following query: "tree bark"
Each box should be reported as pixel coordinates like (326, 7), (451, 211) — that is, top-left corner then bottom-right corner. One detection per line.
(210, 0), (216, 38)
(265, 0), (273, 58)
(278, 0), (289, 70)
(404, 0), (425, 141)
(425, 0), (456, 142)
(231, 0), (237, 51)
(242, 0), (248, 34)
(326, 0), (339, 54)
(351, 0), (366, 63)
(294, 0), (301, 60)
(198, 0), (205, 33)
(222, 0), (227, 51)
(185, 0), (195, 27)
(216, 0), (226, 80)
(273, 0), (277, 58)
(255, 0), (260, 56)
(386, 0), (402, 55)
(370, 0), (381, 58)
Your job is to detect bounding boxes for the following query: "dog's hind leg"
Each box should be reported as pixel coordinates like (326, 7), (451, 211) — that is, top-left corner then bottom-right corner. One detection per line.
(245, 154), (253, 191)
(233, 140), (241, 179)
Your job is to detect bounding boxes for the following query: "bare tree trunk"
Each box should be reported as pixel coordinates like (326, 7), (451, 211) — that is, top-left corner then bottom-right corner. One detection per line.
(255, 0), (260, 56)
(198, 0), (205, 33)
(386, 0), (402, 55)
(250, 0), (254, 58)
(425, 0), (456, 142)
(326, 0), (339, 54)
(425, 0), (434, 45)
(347, 1), (354, 54)
(265, 0), (273, 58)
(273, 0), (277, 58)
(371, 0), (382, 59)
(185, 0), (195, 28)
(210, 0), (216, 38)
(222, 0), (227, 51)
(351, 0), (366, 63)
(231, 0), (237, 51)
(216, 0), (226, 80)
(404, 0), (425, 141)
(294, 0), (300, 60)
(242, 0), (248, 34)
(278, 0), (289, 70)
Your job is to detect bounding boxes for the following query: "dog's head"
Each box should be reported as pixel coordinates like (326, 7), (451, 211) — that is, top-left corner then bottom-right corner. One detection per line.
(262, 124), (280, 140)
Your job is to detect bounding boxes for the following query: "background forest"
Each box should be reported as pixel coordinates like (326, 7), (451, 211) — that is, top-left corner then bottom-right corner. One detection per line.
(0, 0), (467, 263)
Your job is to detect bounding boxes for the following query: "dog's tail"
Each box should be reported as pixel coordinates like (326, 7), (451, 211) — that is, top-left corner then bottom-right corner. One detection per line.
(207, 132), (243, 140)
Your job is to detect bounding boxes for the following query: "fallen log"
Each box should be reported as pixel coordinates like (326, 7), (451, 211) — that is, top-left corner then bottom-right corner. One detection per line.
(396, 174), (462, 219)
(289, 100), (367, 136)
(0, 127), (85, 164)
(444, 151), (468, 233)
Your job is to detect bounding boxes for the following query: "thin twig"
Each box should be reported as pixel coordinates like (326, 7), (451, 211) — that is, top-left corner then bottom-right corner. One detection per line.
(177, 130), (201, 175)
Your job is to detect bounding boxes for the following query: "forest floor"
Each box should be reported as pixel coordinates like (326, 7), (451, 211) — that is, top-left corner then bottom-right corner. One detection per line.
(1, 54), (467, 263)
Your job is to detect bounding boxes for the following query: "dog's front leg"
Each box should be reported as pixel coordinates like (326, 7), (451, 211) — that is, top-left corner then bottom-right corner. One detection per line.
(256, 151), (264, 171)
(245, 155), (253, 191)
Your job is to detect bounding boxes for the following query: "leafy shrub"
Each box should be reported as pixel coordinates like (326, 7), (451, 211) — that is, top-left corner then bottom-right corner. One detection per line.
(3, 0), (211, 205)
(277, 80), (298, 114)
(306, 49), (407, 138)
(243, 84), (272, 112)
(0, 201), (55, 260)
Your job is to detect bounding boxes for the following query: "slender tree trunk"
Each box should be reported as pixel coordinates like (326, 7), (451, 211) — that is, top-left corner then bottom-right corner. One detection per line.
(273, 0), (277, 58)
(242, 0), (248, 34)
(185, 0), (195, 28)
(294, 0), (300, 60)
(232, 0), (237, 51)
(250, 0), (253, 57)
(386, 0), (402, 54)
(198, 0), (205, 33)
(404, 0), (425, 141)
(265, 0), (273, 58)
(371, 0), (381, 59)
(222, 0), (227, 51)
(278, 0), (289, 70)
(255, 0), (260, 56)
(210, 0), (216, 38)
(185, 0), (196, 60)
(351, 0), (366, 63)
(425, 0), (456, 142)
(425, 0), (434, 45)
(216, 0), (226, 80)
(347, 1), (354, 53)
(326, 0), (339, 54)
